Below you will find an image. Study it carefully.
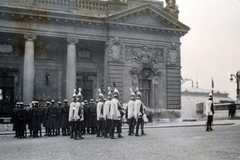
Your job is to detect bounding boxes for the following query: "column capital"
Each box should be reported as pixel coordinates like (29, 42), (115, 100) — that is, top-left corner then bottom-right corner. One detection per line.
(24, 33), (36, 41)
(67, 37), (78, 44)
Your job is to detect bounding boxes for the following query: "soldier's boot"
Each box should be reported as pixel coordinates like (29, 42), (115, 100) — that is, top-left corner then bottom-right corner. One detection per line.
(135, 129), (139, 136)
(206, 125), (210, 131)
(74, 131), (80, 140)
(118, 133), (123, 138)
(141, 130), (146, 135)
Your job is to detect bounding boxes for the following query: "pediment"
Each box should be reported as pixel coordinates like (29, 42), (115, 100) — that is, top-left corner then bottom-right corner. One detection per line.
(106, 3), (189, 31)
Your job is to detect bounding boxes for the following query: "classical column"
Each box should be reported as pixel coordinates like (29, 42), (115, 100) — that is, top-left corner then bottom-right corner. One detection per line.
(66, 37), (78, 103)
(23, 33), (36, 104)
(104, 41), (109, 89)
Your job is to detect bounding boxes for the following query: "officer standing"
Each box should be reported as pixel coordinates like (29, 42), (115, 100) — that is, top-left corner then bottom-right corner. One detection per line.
(61, 99), (70, 136)
(103, 87), (112, 138)
(12, 102), (19, 138)
(205, 92), (214, 131)
(134, 88), (146, 136)
(69, 90), (77, 138)
(96, 89), (104, 137)
(56, 101), (63, 135)
(47, 100), (59, 136)
(42, 101), (50, 136)
(16, 102), (28, 139)
(89, 99), (97, 134)
(74, 89), (84, 140)
(31, 101), (42, 138)
(126, 88), (136, 136)
(83, 100), (90, 135)
(110, 85), (123, 139)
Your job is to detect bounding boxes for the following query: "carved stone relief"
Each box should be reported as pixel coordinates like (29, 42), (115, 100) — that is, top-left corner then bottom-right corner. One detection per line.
(167, 42), (179, 64)
(108, 37), (123, 61)
(125, 46), (164, 65)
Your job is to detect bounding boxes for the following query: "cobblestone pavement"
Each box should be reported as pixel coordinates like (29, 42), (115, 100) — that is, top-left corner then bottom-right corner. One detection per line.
(1, 123), (240, 160)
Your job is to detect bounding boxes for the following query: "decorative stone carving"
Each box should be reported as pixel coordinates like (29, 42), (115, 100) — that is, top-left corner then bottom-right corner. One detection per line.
(24, 33), (36, 41)
(67, 37), (78, 44)
(125, 46), (164, 64)
(167, 42), (179, 64)
(164, 0), (179, 13)
(108, 37), (123, 61)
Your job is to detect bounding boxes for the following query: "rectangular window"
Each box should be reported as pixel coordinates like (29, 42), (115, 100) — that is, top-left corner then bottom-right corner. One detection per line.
(139, 79), (151, 107)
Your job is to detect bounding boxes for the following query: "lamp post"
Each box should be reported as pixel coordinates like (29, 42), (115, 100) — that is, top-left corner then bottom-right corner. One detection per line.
(181, 77), (194, 88)
(230, 71), (240, 99)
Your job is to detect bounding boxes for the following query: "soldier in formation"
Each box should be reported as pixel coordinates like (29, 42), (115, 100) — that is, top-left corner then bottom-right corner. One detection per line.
(11, 85), (149, 139)
(96, 89), (105, 137)
(61, 100), (70, 136)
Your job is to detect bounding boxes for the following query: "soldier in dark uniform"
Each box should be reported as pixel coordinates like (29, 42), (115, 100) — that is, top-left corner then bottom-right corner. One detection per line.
(47, 100), (59, 136)
(82, 100), (90, 135)
(96, 89), (105, 137)
(61, 99), (70, 136)
(27, 101), (34, 137)
(31, 101), (43, 138)
(12, 102), (20, 138)
(42, 101), (50, 136)
(89, 99), (97, 134)
(57, 101), (63, 135)
(16, 102), (28, 139)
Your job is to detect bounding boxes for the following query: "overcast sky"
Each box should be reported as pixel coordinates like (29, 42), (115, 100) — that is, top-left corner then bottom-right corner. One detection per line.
(173, 0), (240, 100)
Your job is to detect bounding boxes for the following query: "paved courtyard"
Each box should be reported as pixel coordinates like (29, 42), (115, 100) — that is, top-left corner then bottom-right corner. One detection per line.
(1, 121), (240, 160)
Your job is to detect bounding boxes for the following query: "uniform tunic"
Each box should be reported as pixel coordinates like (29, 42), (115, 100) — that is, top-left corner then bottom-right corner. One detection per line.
(48, 106), (59, 129)
(16, 108), (28, 131)
(88, 103), (97, 128)
(110, 98), (121, 120)
(97, 101), (104, 121)
(61, 104), (70, 128)
(31, 107), (42, 131)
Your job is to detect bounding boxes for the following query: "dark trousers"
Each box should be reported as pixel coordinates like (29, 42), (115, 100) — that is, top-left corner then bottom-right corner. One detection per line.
(70, 121), (75, 138)
(97, 120), (104, 137)
(74, 120), (83, 138)
(104, 119), (111, 137)
(128, 118), (135, 135)
(206, 115), (213, 130)
(117, 119), (122, 133)
(135, 118), (144, 135)
(110, 120), (118, 138)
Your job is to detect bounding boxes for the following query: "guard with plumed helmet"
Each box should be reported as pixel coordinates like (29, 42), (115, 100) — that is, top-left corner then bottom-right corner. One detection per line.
(96, 88), (105, 137)
(69, 89), (77, 138)
(110, 83), (124, 139)
(126, 88), (136, 136)
(103, 87), (112, 138)
(134, 87), (146, 136)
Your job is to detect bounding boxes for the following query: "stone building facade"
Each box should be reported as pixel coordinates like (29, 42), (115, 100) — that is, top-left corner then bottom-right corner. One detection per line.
(0, 0), (189, 117)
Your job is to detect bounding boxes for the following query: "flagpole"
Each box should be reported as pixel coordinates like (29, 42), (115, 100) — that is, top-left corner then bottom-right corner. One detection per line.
(212, 78), (214, 104)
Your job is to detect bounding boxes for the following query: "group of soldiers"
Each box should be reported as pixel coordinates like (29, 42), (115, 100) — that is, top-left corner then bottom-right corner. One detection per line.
(11, 85), (148, 140)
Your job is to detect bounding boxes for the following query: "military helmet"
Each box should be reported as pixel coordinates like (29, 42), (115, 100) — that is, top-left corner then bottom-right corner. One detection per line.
(90, 99), (95, 104)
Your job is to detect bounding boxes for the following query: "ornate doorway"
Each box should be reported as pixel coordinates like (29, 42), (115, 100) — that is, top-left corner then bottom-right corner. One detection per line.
(0, 75), (14, 117)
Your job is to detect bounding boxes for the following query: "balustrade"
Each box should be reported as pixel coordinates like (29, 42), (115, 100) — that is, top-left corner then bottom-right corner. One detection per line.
(76, 0), (107, 11)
